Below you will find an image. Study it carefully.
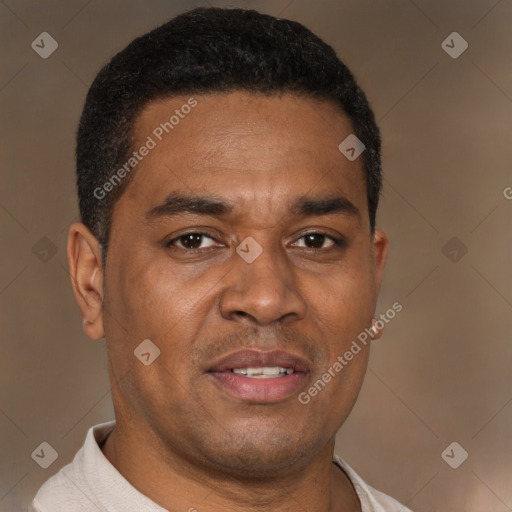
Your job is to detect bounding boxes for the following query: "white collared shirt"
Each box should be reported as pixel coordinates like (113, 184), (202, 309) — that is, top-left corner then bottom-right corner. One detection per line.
(29, 421), (413, 512)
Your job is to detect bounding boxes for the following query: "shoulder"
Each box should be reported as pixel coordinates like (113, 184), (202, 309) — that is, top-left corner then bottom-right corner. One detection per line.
(29, 421), (116, 512)
(29, 458), (97, 511)
(333, 454), (414, 512)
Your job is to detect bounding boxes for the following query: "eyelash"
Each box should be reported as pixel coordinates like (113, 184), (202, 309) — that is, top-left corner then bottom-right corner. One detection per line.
(165, 231), (346, 251)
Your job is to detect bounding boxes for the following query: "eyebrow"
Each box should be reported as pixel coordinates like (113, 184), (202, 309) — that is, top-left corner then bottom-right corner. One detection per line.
(145, 192), (360, 221)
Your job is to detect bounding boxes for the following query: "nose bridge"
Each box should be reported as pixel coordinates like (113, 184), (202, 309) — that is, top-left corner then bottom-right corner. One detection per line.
(219, 234), (306, 325)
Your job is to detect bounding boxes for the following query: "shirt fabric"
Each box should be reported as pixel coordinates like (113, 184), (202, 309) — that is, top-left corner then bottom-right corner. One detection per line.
(29, 420), (413, 512)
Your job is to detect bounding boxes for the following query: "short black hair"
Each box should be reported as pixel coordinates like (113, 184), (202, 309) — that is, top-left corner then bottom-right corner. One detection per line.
(76, 6), (381, 263)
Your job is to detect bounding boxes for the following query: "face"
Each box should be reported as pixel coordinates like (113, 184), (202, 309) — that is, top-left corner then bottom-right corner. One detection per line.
(70, 91), (387, 478)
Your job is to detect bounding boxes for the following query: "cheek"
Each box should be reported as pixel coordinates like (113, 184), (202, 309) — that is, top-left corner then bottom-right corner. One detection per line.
(112, 261), (216, 360)
(314, 265), (375, 328)
(307, 260), (375, 387)
(103, 261), (200, 410)
(140, 264), (210, 320)
(108, 254), (180, 320)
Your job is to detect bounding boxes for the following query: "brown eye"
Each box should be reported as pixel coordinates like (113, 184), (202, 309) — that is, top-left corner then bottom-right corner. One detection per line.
(304, 233), (331, 249)
(294, 232), (343, 249)
(167, 232), (217, 250)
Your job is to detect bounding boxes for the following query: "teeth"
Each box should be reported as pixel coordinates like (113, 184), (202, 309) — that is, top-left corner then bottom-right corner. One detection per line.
(232, 366), (294, 378)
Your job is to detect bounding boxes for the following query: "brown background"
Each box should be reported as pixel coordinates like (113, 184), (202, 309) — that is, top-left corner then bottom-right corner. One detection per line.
(1, 0), (511, 510)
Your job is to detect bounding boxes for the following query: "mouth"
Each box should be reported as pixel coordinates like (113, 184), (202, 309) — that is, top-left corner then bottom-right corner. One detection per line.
(206, 350), (310, 403)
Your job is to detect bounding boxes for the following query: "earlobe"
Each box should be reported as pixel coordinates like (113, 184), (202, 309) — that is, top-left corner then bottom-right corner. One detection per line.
(369, 318), (384, 341)
(67, 223), (105, 340)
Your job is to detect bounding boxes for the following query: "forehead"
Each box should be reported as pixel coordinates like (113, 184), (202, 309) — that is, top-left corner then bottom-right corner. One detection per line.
(118, 91), (367, 224)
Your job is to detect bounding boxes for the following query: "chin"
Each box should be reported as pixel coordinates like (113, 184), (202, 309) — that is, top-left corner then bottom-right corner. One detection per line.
(197, 426), (320, 480)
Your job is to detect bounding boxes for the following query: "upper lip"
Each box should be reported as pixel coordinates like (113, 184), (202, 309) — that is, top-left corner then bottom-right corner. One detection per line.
(207, 349), (311, 373)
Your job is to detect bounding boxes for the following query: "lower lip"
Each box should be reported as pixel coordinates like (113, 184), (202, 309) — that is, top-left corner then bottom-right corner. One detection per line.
(208, 371), (308, 403)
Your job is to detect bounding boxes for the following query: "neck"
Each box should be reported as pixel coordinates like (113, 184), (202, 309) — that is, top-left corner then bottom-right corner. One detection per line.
(100, 422), (360, 512)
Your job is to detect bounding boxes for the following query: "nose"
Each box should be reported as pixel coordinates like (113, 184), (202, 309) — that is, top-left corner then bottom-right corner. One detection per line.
(219, 238), (307, 326)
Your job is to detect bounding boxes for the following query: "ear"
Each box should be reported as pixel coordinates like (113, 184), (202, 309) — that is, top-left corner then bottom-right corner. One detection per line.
(372, 228), (388, 296)
(370, 228), (389, 341)
(67, 222), (105, 340)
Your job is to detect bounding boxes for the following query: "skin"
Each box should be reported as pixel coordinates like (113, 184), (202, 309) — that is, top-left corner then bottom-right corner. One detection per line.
(67, 91), (388, 512)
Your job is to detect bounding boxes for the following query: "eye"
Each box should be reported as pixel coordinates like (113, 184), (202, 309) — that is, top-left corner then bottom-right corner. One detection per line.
(293, 232), (344, 250)
(166, 232), (219, 250)
(165, 230), (345, 252)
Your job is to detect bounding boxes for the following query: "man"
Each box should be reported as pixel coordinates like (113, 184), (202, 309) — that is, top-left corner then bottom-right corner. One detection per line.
(30, 7), (412, 512)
